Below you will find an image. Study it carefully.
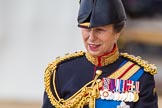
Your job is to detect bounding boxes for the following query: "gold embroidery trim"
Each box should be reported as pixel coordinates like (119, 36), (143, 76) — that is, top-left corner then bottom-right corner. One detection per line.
(120, 53), (157, 75)
(85, 52), (98, 65)
(85, 47), (119, 66)
(44, 51), (92, 108)
(45, 51), (103, 108)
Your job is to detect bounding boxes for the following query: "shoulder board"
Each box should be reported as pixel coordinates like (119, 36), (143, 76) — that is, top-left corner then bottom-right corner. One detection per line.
(44, 51), (85, 107)
(47, 51), (85, 70)
(55, 51), (85, 64)
(120, 53), (157, 75)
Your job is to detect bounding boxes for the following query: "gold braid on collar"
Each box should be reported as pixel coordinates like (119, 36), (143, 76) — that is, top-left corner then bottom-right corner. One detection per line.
(120, 53), (157, 75)
(85, 46), (119, 66)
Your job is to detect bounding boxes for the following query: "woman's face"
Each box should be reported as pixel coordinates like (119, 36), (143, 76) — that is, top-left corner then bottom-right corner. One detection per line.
(81, 24), (120, 57)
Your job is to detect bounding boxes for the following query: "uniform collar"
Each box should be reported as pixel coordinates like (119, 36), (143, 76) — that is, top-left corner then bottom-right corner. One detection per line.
(85, 44), (119, 67)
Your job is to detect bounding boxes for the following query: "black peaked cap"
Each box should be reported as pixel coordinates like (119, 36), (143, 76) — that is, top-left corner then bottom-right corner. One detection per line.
(78, 0), (126, 28)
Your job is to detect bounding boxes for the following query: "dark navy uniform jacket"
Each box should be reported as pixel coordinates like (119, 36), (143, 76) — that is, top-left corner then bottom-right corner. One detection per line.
(42, 52), (158, 108)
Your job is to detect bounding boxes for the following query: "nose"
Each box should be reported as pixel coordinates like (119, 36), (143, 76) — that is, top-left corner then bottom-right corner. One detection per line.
(89, 29), (97, 41)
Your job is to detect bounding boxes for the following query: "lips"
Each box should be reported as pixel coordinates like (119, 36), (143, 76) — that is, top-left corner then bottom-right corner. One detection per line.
(88, 44), (101, 51)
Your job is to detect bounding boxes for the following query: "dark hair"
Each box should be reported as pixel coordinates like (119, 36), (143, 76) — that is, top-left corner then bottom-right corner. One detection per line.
(113, 21), (126, 33)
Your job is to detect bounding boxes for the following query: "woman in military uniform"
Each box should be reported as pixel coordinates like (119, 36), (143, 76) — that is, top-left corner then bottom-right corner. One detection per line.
(42, 0), (158, 108)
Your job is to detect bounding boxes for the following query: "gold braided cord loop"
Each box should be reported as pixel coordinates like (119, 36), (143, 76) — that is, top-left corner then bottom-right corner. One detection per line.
(44, 51), (100, 108)
(120, 53), (157, 75)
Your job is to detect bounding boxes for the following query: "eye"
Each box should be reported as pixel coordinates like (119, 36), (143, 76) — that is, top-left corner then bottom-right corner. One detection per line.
(95, 28), (106, 33)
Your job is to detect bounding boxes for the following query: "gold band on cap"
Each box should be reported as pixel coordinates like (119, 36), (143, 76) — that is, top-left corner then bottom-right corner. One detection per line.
(79, 22), (90, 27)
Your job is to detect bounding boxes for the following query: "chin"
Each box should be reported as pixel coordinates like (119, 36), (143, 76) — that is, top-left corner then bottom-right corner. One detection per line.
(88, 50), (101, 57)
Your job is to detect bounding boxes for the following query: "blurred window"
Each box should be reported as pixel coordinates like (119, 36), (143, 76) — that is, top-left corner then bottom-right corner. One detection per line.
(122, 0), (162, 18)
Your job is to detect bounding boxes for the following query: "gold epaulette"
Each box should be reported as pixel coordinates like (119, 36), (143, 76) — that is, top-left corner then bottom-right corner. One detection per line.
(120, 53), (157, 75)
(44, 51), (89, 108)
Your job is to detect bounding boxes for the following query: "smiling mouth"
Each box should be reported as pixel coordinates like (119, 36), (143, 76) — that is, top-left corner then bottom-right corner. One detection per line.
(88, 44), (101, 51)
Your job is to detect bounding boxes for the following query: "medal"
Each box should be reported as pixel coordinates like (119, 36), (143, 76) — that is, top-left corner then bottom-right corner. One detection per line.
(123, 80), (128, 102)
(124, 80), (130, 102)
(110, 79), (115, 91)
(113, 79), (120, 100)
(117, 79), (122, 101)
(99, 78), (140, 102)
(113, 91), (120, 100)
(129, 81), (135, 102)
(100, 78), (110, 100)
(129, 92), (134, 102)
(108, 91), (114, 100)
(117, 102), (130, 108)
(133, 81), (140, 102)
(135, 81), (140, 93)
(120, 92), (126, 101)
(109, 79), (115, 100)
(102, 78), (110, 89)
(125, 92), (131, 102)
(121, 80), (126, 101)
(100, 89), (109, 100)
(107, 78), (114, 100)
(127, 80), (133, 91)
(125, 80), (135, 102)
(133, 92), (139, 102)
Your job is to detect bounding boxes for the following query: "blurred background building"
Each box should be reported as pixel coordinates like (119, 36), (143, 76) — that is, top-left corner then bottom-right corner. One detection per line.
(0, 0), (161, 108)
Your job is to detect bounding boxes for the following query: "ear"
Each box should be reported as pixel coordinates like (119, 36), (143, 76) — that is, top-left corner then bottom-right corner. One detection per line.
(114, 32), (120, 41)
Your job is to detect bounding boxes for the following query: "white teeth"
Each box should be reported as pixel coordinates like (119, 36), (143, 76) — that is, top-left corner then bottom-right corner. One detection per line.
(89, 44), (100, 48)
(90, 44), (95, 47)
(89, 44), (98, 47)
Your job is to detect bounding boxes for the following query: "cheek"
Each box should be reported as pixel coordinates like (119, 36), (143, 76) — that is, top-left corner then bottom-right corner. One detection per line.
(81, 32), (89, 49)
(110, 33), (119, 42)
(102, 35), (117, 46)
(81, 31), (89, 42)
